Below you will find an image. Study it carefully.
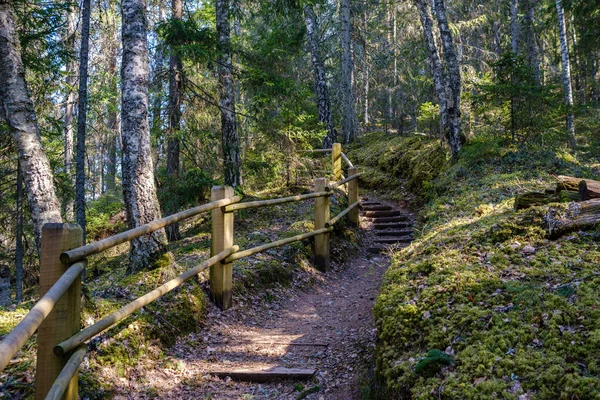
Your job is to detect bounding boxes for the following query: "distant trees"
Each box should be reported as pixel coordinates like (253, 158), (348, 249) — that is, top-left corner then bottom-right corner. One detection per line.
(121, 0), (167, 272)
(340, 0), (356, 144)
(555, 0), (576, 148)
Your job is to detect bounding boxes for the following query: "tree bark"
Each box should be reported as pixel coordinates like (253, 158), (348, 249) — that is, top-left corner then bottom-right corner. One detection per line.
(545, 199), (600, 239)
(362, 0), (369, 126)
(166, 0), (182, 241)
(0, 1), (62, 252)
(63, 7), (76, 221)
(433, 0), (462, 159)
(524, 0), (540, 84)
(121, 0), (167, 273)
(340, 0), (356, 143)
(415, 0), (448, 146)
(304, 4), (335, 149)
(76, 0), (92, 243)
(15, 160), (23, 302)
(556, 0), (576, 149)
(216, 0), (242, 187)
(510, 0), (519, 54)
(104, 1), (119, 193)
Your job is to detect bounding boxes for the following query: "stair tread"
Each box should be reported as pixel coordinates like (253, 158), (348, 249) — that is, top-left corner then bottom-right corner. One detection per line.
(374, 223), (412, 230)
(364, 210), (401, 217)
(370, 216), (409, 223)
(361, 205), (392, 211)
(375, 230), (414, 237)
(375, 237), (413, 244)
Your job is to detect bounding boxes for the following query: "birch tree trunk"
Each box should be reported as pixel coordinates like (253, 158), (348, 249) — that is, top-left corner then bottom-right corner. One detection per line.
(76, 0), (92, 243)
(340, 0), (356, 143)
(415, 0), (447, 146)
(0, 0), (62, 252)
(510, 0), (519, 54)
(304, 4), (335, 149)
(362, 0), (369, 126)
(216, 0), (242, 187)
(555, 0), (576, 148)
(63, 7), (76, 221)
(121, 0), (167, 273)
(166, 0), (182, 241)
(433, 0), (463, 159)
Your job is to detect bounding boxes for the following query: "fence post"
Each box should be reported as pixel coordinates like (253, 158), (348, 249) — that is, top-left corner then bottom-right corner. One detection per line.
(332, 143), (342, 181)
(210, 186), (234, 310)
(314, 178), (330, 271)
(348, 167), (359, 226)
(35, 223), (83, 400)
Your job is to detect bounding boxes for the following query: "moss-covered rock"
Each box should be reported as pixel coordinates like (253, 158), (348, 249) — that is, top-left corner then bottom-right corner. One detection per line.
(363, 132), (600, 398)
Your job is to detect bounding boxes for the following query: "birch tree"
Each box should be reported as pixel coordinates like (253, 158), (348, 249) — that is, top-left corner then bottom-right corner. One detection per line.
(63, 7), (76, 221)
(556, 0), (576, 148)
(0, 0), (62, 252)
(340, 0), (356, 143)
(121, 0), (167, 272)
(415, 0), (447, 146)
(216, 0), (242, 187)
(304, 4), (335, 149)
(434, 0), (463, 159)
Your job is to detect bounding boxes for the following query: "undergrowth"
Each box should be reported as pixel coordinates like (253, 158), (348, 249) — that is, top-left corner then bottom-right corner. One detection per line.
(358, 132), (600, 398)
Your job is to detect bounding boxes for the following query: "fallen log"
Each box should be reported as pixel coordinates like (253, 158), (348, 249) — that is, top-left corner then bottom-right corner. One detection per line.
(555, 175), (600, 199)
(544, 198), (600, 239)
(514, 191), (579, 210)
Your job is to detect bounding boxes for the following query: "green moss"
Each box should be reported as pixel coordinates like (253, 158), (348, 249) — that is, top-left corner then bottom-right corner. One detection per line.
(363, 132), (600, 398)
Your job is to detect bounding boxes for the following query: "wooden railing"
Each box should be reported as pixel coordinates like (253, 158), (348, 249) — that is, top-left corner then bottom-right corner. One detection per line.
(0, 143), (360, 400)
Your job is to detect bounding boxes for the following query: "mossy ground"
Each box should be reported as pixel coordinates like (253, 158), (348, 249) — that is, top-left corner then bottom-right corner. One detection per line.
(355, 132), (600, 399)
(0, 184), (359, 399)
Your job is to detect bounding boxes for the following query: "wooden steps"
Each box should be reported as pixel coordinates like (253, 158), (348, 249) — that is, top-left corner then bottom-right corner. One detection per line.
(364, 210), (401, 218)
(211, 367), (316, 382)
(362, 199), (414, 254)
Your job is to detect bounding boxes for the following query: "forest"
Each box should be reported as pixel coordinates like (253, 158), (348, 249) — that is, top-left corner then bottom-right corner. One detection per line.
(2, 0), (600, 398)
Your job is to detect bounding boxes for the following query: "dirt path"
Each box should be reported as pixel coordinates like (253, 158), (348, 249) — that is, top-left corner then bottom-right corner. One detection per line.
(116, 197), (414, 400)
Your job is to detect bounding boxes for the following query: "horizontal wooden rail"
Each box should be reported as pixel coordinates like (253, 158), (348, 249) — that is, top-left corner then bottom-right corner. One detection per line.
(326, 201), (360, 228)
(0, 260), (86, 373)
(60, 196), (241, 264)
(223, 191), (330, 212)
(341, 152), (353, 168)
(55, 246), (238, 356)
(45, 346), (87, 400)
(224, 227), (333, 263)
(300, 148), (332, 153)
(330, 173), (361, 189)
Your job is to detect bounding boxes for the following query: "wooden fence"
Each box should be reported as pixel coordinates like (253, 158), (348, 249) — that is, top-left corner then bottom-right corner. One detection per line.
(0, 144), (359, 399)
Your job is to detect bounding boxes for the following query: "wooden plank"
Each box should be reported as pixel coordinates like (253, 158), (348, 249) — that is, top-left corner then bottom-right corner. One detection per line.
(314, 178), (330, 271)
(223, 191), (330, 212)
(61, 195), (241, 263)
(375, 237), (413, 244)
(375, 230), (414, 237)
(332, 143), (342, 181)
(370, 216), (408, 223)
(211, 367), (316, 382)
(362, 205), (392, 211)
(364, 210), (401, 218)
(36, 223), (83, 400)
(45, 346), (87, 400)
(210, 186), (235, 310)
(348, 167), (359, 226)
(373, 222), (411, 230)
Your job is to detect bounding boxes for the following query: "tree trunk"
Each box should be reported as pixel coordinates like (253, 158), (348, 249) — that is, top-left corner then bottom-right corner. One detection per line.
(545, 199), (600, 239)
(493, 0), (501, 56)
(304, 4), (335, 149)
(15, 160), (23, 303)
(433, 0), (463, 159)
(510, 0), (519, 54)
(524, 0), (540, 84)
(166, 0), (182, 241)
(391, 4), (399, 131)
(340, 0), (356, 144)
(216, 0), (242, 187)
(362, 0), (369, 126)
(76, 0), (92, 243)
(105, 4), (119, 193)
(0, 1), (62, 252)
(415, 0), (448, 147)
(121, 0), (167, 273)
(63, 7), (76, 221)
(556, 0), (576, 148)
